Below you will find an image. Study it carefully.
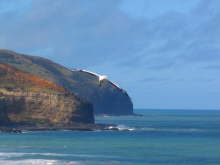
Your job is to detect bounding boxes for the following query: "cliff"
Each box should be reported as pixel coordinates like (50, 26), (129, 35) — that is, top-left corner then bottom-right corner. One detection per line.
(70, 70), (133, 115)
(0, 49), (133, 115)
(0, 64), (94, 126)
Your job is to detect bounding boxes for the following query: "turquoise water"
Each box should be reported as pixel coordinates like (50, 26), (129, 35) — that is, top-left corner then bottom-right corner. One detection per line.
(0, 109), (220, 165)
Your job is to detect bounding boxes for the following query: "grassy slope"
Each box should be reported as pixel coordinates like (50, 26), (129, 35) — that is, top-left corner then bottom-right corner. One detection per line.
(0, 49), (133, 115)
(0, 63), (94, 125)
(0, 63), (66, 93)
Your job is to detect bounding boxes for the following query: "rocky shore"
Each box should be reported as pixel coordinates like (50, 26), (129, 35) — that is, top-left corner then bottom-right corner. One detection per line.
(0, 56), (135, 133)
(0, 123), (123, 133)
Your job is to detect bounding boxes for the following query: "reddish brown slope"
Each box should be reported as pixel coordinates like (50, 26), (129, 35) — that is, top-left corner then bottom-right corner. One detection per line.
(0, 64), (94, 126)
(0, 64), (66, 93)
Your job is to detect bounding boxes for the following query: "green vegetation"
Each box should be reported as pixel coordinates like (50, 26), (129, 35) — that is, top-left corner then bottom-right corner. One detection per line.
(0, 49), (133, 115)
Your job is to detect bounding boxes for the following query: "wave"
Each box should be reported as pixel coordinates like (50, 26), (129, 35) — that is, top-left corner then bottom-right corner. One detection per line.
(107, 124), (205, 132)
(116, 125), (136, 131)
(0, 152), (123, 165)
(0, 159), (80, 165)
(0, 159), (57, 165)
(140, 127), (204, 132)
(0, 152), (120, 160)
(0, 152), (85, 165)
(108, 125), (136, 131)
(1, 125), (205, 134)
(0, 152), (69, 158)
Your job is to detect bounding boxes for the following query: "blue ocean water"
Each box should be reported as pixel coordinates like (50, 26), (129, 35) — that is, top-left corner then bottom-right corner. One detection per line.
(0, 109), (220, 165)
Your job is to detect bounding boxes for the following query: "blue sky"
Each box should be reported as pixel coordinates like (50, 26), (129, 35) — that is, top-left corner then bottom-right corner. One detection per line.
(0, 0), (220, 110)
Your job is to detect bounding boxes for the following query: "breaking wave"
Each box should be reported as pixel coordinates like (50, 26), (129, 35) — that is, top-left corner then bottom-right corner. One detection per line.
(108, 125), (136, 131)
(107, 125), (205, 133)
(0, 159), (80, 165)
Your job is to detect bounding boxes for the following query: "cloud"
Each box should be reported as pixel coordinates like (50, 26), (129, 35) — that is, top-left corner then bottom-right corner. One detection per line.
(1, 0), (219, 70)
(1, 0), (220, 108)
(0, 0), (124, 67)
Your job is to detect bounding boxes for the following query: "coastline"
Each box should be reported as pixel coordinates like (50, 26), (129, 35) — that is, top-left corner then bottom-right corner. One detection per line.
(0, 123), (123, 133)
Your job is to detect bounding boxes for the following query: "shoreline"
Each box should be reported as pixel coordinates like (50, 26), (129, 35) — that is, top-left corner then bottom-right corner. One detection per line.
(0, 123), (124, 133)
(0, 114), (142, 133)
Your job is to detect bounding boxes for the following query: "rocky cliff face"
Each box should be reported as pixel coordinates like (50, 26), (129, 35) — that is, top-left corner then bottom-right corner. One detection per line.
(70, 71), (133, 115)
(0, 97), (9, 124)
(0, 49), (133, 115)
(0, 64), (94, 126)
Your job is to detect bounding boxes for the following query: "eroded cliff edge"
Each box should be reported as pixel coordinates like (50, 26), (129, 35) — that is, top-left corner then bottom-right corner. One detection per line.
(0, 49), (133, 115)
(0, 64), (94, 127)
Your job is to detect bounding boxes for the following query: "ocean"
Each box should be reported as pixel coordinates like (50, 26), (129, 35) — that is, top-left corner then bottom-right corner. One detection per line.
(0, 109), (220, 165)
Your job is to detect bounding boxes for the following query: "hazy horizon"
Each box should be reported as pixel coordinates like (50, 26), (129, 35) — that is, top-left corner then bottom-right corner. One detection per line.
(135, 108), (220, 111)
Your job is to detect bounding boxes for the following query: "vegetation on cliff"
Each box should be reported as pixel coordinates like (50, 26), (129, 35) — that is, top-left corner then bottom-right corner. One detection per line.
(0, 49), (133, 115)
(0, 64), (94, 126)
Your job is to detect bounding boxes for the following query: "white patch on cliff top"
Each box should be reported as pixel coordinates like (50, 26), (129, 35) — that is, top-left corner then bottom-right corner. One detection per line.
(72, 69), (123, 91)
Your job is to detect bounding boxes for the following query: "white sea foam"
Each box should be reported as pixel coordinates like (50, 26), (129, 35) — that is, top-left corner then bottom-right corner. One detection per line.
(0, 152), (81, 165)
(117, 125), (136, 131)
(0, 152), (119, 161)
(0, 159), (58, 165)
(0, 159), (81, 165)
(108, 125), (136, 131)
(140, 127), (204, 132)
(0, 151), (122, 165)
(109, 125), (204, 132)
(0, 152), (69, 158)
(107, 125), (204, 132)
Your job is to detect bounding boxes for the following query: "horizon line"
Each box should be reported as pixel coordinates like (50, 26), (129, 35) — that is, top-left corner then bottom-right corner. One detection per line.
(134, 108), (220, 111)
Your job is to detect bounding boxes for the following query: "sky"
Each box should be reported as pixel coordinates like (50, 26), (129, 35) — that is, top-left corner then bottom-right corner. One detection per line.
(0, 0), (220, 110)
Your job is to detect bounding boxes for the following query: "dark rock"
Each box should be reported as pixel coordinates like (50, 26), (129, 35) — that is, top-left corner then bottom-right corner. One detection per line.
(0, 123), (121, 133)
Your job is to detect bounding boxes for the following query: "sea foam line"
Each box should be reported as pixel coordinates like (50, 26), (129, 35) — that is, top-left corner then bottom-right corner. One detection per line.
(0, 159), (80, 165)
(108, 125), (136, 131)
(0, 152), (120, 159)
(0, 152), (69, 158)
